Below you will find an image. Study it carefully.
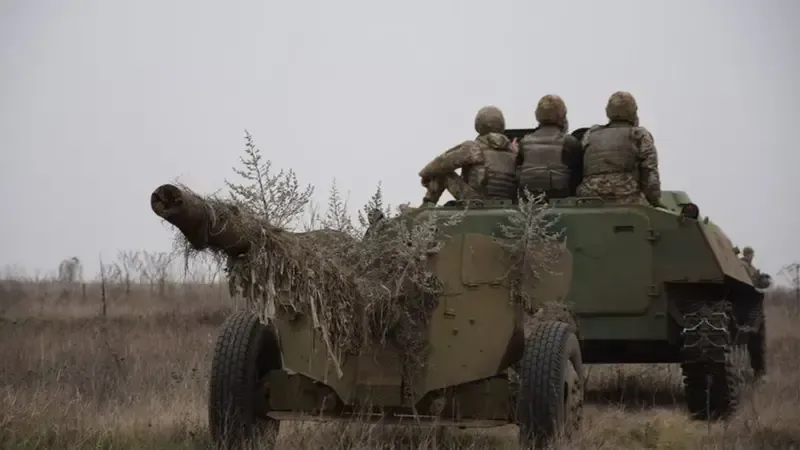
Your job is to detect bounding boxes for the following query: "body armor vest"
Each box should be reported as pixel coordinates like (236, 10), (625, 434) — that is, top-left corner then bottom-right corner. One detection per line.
(583, 125), (638, 177)
(481, 148), (517, 199)
(517, 129), (570, 193)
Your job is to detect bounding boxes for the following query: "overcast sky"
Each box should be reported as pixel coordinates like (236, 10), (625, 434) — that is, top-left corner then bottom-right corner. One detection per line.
(1, 0), (798, 279)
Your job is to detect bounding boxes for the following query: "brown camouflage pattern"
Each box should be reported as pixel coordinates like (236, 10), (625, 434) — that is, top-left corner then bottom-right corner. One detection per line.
(419, 107), (513, 205)
(474, 132), (512, 151)
(631, 125), (661, 204)
(605, 91), (639, 125)
(535, 95), (568, 130)
(422, 173), (483, 204)
(578, 92), (661, 206)
(419, 140), (485, 181)
(739, 257), (762, 283)
(575, 174), (650, 205)
(419, 132), (514, 205)
(474, 106), (506, 135)
(465, 133), (514, 197)
(739, 247), (760, 281)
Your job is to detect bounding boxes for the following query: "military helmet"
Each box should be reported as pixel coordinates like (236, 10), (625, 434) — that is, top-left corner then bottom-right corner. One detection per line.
(474, 106), (506, 135)
(535, 94), (568, 129)
(605, 91), (639, 125)
(742, 246), (754, 255)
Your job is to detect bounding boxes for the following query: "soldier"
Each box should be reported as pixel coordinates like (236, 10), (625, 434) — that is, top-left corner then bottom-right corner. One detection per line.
(740, 246), (757, 276)
(418, 106), (517, 206)
(740, 246), (771, 288)
(739, 246), (770, 379)
(577, 91), (664, 207)
(516, 94), (583, 199)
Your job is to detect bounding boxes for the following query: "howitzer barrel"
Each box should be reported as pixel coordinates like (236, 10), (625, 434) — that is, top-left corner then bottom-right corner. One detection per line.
(150, 183), (275, 256)
(151, 183), (372, 381)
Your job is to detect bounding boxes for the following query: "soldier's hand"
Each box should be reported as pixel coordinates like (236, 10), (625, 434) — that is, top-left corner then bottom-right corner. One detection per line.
(510, 138), (519, 152)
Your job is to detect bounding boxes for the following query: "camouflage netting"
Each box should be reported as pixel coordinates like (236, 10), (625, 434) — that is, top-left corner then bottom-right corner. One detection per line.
(151, 180), (466, 400)
(496, 190), (575, 329)
(150, 132), (570, 403)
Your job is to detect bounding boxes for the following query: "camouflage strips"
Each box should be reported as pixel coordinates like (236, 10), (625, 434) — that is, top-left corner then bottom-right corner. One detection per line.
(153, 181), (458, 383)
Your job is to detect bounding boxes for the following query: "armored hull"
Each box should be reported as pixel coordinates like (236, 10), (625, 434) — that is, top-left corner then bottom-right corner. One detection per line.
(507, 127), (766, 421)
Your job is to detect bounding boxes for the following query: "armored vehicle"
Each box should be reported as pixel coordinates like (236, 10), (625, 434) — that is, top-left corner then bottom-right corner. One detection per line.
(149, 183), (583, 449)
(507, 127), (770, 420)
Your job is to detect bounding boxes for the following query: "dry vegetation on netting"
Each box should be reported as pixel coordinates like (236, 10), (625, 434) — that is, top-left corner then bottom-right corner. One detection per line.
(159, 131), (478, 395)
(162, 132), (569, 402)
(494, 190), (574, 327)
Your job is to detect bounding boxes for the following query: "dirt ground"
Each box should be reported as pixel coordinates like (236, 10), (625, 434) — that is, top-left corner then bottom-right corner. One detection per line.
(1, 281), (799, 449)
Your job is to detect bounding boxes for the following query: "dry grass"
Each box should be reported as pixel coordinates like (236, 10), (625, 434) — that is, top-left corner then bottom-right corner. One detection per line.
(1, 282), (799, 450)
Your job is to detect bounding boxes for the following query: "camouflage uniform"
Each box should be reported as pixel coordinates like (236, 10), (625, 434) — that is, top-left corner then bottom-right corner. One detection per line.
(739, 246), (769, 378)
(740, 246), (769, 287)
(516, 95), (584, 199)
(577, 91), (663, 207)
(740, 247), (758, 279)
(419, 106), (517, 205)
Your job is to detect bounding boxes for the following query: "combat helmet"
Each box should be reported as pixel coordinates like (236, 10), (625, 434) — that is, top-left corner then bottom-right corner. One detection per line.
(605, 91), (639, 126)
(474, 106), (506, 135)
(535, 94), (568, 130)
(742, 246), (754, 256)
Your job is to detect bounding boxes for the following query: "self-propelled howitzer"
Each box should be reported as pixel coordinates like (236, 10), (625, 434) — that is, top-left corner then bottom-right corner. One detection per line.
(506, 127), (770, 421)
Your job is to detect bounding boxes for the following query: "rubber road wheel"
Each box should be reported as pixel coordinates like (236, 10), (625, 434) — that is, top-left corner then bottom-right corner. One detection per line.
(208, 311), (281, 449)
(517, 320), (583, 448)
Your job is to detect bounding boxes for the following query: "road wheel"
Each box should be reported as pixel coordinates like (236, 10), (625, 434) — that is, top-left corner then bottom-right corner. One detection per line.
(516, 320), (583, 448)
(209, 311), (281, 449)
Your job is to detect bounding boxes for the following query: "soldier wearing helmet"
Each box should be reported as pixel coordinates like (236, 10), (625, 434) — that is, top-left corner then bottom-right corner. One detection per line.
(418, 106), (517, 206)
(576, 91), (663, 207)
(516, 95), (584, 199)
(738, 245), (770, 379)
(739, 246), (768, 285)
(741, 246), (755, 264)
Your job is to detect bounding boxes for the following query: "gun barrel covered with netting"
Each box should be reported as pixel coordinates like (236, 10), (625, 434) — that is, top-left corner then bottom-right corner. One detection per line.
(149, 182), (382, 388)
(149, 183), (532, 409)
(150, 183), (362, 253)
(150, 183), (288, 257)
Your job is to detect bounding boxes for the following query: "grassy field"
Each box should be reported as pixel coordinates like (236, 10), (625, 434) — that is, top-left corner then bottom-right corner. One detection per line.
(1, 281), (799, 449)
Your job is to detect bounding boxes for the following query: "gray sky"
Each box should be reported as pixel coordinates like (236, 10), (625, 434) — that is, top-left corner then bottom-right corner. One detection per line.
(1, 0), (798, 279)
